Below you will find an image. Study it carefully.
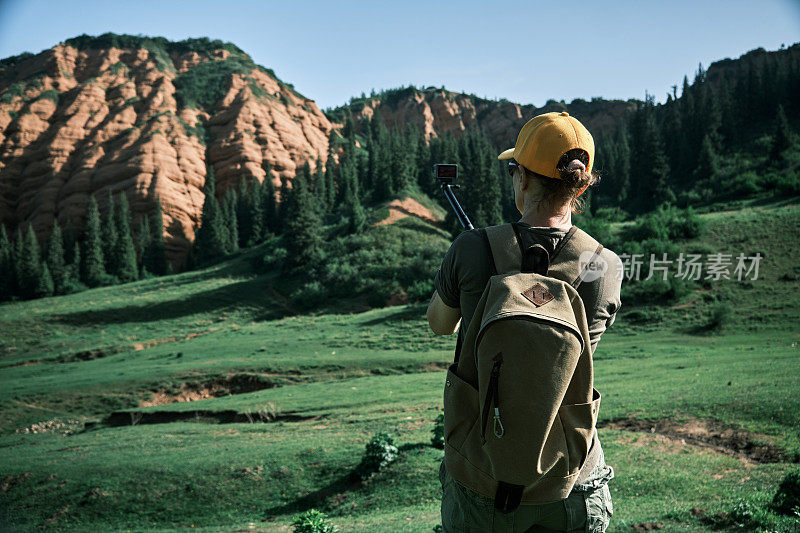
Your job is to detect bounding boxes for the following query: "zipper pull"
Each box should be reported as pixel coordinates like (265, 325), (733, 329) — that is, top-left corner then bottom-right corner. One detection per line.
(490, 353), (504, 438)
(493, 407), (504, 438)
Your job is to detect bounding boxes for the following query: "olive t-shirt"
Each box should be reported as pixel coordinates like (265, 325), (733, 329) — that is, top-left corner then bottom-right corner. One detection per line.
(433, 224), (623, 355)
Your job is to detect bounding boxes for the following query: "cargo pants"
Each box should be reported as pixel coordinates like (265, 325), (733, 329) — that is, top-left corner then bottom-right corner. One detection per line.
(439, 450), (614, 532)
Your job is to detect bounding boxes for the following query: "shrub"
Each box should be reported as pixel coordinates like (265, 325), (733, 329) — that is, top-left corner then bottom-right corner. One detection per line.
(261, 247), (287, 272)
(625, 276), (694, 306)
(431, 413), (444, 449)
(704, 301), (733, 331)
(291, 509), (338, 533)
(173, 56), (256, 109)
(290, 281), (329, 310)
(355, 432), (399, 480)
(772, 470), (800, 516)
(729, 171), (761, 196)
(572, 213), (613, 244)
(775, 173), (800, 195)
(624, 204), (704, 242)
(38, 89), (59, 103)
(595, 207), (628, 222)
(318, 220), (448, 306)
(407, 279), (434, 303)
(0, 82), (24, 104)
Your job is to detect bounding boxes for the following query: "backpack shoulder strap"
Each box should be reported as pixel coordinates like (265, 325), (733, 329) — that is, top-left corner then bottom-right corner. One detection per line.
(484, 224), (520, 274)
(548, 226), (604, 289)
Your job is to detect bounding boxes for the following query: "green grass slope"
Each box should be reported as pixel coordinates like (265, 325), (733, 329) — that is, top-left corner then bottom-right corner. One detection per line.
(0, 201), (799, 532)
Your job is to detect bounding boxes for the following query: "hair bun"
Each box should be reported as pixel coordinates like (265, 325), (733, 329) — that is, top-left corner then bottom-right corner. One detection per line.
(567, 159), (586, 172)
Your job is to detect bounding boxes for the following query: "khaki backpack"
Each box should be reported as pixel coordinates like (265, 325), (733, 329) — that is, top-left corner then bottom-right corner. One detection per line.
(442, 223), (605, 512)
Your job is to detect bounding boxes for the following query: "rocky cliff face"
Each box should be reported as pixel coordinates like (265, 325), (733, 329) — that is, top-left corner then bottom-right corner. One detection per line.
(334, 87), (637, 150)
(0, 36), (333, 265)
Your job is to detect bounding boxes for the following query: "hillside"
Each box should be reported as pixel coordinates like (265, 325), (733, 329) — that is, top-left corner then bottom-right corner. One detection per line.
(0, 34), (333, 264)
(0, 199), (798, 531)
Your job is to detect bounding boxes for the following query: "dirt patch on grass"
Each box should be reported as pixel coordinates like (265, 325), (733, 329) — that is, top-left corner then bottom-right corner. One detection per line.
(421, 361), (449, 372)
(16, 418), (82, 435)
(140, 373), (280, 407)
(44, 504), (71, 526)
(131, 330), (210, 351)
(604, 417), (793, 464)
(372, 197), (441, 227)
(102, 408), (319, 427)
(1, 472), (30, 493)
(57, 347), (118, 363)
(630, 523), (664, 531)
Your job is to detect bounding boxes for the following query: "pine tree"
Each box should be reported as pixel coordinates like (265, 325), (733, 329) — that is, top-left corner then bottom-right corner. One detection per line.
(717, 75), (738, 143)
(113, 194), (138, 282)
(284, 170), (324, 270)
(0, 225), (12, 300)
(337, 150), (359, 207)
(83, 196), (106, 287)
(677, 77), (697, 181)
(415, 129), (432, 195)
(45, 219), (66, 294)
(101, 191), (118, 275)
(194, 166), (227, 262)
(223, 189), (239, 254)
(694, 134), (720, 197)
(17, 225), (43, 299)
(69, 242), (81, 288)
(236, 178), (253, 247)
(11, 227), (23, 298)
(145, 197), (167, 275)
(342, 114), (356, 145)
(388, 128), (408, 195)
(249, 178), (264, 245)
(314, 163), (328, 215)
(661, 95), (683, 185)
(615, 124), (631, 205)
(324, 161), (336, 211)
(36, 261), (54, 298)
(136, 215), (151, 275)
(771, 105), (794, 166)
(277, 175), (291, 234)
(630, 96), (675, 213)
(475, 131), (503, 225)
(261, 170), (277, 237)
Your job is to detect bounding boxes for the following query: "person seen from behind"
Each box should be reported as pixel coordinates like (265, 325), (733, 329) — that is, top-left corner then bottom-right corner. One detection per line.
(427, 112), (623, 532)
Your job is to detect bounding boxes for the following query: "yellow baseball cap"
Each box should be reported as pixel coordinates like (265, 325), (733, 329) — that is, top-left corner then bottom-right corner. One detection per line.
(497, 112), (595, 179)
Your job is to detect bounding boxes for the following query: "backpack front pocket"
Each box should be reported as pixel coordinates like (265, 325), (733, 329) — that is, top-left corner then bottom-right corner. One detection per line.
(558, 387), (601, 474)
(443, 363), (479, 452)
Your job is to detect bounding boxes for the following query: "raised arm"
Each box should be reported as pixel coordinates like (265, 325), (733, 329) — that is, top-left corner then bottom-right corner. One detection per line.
(426, 290), (461, 335)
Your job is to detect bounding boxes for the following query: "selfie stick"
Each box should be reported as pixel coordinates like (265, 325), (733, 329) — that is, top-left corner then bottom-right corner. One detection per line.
(435, 164), (474, 230)
(442, 183), (474, 230)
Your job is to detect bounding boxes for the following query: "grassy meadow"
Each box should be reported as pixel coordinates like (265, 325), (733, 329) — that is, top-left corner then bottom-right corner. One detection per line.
(1, 198), (800, 532)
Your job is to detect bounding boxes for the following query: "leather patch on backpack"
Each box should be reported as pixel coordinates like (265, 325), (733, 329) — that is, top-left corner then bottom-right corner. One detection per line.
(522, 283), (554, 306)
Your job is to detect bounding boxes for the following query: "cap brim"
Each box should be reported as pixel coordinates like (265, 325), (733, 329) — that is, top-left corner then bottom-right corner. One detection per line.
(497, 148), (515, 160)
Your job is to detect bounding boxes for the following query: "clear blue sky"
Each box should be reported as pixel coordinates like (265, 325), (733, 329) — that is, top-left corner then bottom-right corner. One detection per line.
(0, 0), (798, 110)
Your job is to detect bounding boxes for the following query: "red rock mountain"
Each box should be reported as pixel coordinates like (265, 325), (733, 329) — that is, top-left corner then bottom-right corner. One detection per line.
(0, 35), (333, 264)
(331, 87), (637, 150)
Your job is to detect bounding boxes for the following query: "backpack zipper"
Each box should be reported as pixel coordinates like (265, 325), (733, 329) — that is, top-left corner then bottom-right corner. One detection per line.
(481, 353), (505, 443)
